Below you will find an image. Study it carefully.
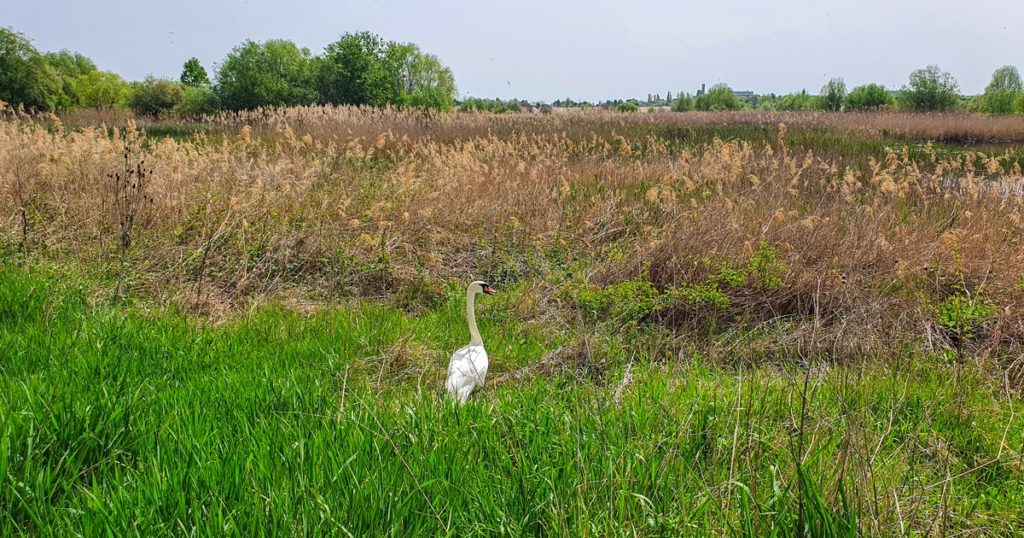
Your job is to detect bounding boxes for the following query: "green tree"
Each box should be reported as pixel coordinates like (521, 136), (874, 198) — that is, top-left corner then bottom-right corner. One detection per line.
(695, 84), (742, 111)
(615, 101), (639, 112)
(72, 70), (129, 110)
(180, 57), (210, 87)
(1015, 93), (1024, 114)
(898, 64), (960, 112)
(128, 76), (185, 116)
(174, 85), (221, 117)
(216, 39), (317, 110)
(0, 27), (62, 111)
(387, 43), (456, 111)
(315, 32), (399, 107)
(671, 93), (695, 111)
(844, 84), (894, 110)
(820, 77), (846, 111)
(978, 65), (1022, 115)
(44, 50), (97, 109)
(773, 91), (821, 111)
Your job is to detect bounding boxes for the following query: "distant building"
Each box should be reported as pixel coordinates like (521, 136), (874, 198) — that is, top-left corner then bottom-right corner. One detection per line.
(733, 90), (755, 99)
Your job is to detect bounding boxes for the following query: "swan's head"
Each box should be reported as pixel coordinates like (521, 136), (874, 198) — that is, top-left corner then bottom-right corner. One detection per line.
(470, 280), (496, 296)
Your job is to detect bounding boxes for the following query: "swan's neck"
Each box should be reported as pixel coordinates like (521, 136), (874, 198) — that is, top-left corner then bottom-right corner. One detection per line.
(466, 289), (482, 346)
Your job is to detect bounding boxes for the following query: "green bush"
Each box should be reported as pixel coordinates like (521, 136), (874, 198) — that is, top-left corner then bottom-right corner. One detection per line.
(128, 76), (185, 117)
(615, 102), (639, 112)
(0, 27), (63, 111)
(574, 278), (658, 325)
(935, 291), (993, 343)
(844, 84), (893, 111)
(820, 78), (846, 111)
(978, 66), (1022, 115)
(695, 84), (742, 111)
(671, 93), (695, 112)
(173, 85), (221, 117)
(747, 242), (787, 290)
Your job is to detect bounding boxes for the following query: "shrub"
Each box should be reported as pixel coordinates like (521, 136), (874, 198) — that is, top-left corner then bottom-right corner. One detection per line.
(845, 84), (893, 110)
(671, 93), (695, 112)
(934, 291), (993, 343)
(695, 84), (742, 111)
(173, 86), (221, 117)
(128, 76), (185, 117)
(575, 278), (658, 325)
(615, 102), (639, 112)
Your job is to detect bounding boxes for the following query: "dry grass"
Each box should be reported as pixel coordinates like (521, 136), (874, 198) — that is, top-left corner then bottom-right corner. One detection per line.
(3, 104), (1024, 379)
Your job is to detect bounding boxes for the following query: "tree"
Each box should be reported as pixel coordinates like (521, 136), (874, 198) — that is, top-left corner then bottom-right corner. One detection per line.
(0, 27), (62, 111)
(898, 64), (959, 112)
(316, 32), (399, 107)
(615, 102), (639, 112)
(180, 57), (210, 87)
(695, 84), (742, 111)
(45, 50), (97, 109)
(844, 84), (894, 110)
(820, 77), (846, 111)
(128, 76), (185, 116)
(174, 85), (220, 117)
(773, 90), (821, 111)
(72, 70), (129, 110)
(387, 43), (456, 111)
(216, 39), (317, 110)
(671, 93), (695, 111)
(978, 65), (1022, 115)
(1016, 93), (1024, 115)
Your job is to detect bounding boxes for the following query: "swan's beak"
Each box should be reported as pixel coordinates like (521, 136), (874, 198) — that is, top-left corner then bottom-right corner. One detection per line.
(482, 285), (496, 295)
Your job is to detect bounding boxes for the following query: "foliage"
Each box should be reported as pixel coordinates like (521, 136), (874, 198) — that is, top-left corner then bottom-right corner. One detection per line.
(44, 50), (97, 110)
(316, 32), (399, 108)
(671, 92), (695, 112)
(770, 90), (822, 111)
(215, 39), (318, 110)
(935, 290), (994, 342)
(574, 277), (658, 324)
(978, 65), (1022, 115)
(179, 57), (210, 87)
(615, 101), (639, 112)
(844, 83), (893, 110)
(898, 64), (960, 112)
(72, 70), (129, 110)
(128, 76), (185, 117)
(0, 27), (62, 111)
(387, 42), (456, 111)
(820, 77), (846, 111)
(173, 85), (221, 117)
(458, 97), (522, 113)
(695, 84), (742, 111)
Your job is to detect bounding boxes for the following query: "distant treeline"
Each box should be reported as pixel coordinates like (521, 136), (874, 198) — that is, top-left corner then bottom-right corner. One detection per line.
(0, 27), (457, 116)
(551, 66), (1024, 115)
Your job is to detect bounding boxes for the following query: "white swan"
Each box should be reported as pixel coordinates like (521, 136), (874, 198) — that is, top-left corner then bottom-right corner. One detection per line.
(445, 280), (495, 403)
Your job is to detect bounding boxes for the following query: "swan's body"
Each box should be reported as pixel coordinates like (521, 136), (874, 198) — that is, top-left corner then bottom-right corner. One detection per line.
(445, 281), (494, 403)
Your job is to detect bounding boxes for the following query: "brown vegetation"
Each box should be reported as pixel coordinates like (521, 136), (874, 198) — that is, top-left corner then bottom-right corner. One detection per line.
(3, 104), (1024, 380)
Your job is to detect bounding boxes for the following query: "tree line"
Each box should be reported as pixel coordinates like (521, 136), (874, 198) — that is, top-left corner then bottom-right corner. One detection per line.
(662, 65), (1024, 114)
(0, 27), (457, 116)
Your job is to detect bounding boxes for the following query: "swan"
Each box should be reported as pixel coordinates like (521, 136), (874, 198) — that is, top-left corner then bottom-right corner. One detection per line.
(445, 280), (495, 403)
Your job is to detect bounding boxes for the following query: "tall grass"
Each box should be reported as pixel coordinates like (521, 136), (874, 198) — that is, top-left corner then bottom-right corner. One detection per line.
(1, 266), (1021, 535)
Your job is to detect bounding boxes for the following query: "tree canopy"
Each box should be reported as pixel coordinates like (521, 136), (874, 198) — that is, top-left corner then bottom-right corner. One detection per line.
(898, 65), (960, 112)
(695, 84), (742, 111)
(978, 65), (1022, 115)
(0, 27), (62, 111)
(215, 39), (318, 111)
(820, 78), (846, 111)
(180, 57), (210, 87)
(844, 84), (893, 110)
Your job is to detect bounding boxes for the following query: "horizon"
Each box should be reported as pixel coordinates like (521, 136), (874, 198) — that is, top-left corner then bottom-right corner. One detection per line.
(2, 0), (1022, 102)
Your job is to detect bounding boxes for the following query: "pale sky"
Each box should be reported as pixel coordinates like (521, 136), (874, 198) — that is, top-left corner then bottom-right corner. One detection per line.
(2, 0), (1021, 101)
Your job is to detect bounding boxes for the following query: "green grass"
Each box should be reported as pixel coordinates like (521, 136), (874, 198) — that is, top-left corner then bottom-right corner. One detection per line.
(1, 266), (1022, 535)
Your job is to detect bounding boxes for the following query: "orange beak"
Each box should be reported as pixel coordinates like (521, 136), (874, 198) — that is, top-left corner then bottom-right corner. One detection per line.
(483, 285), (496, 295)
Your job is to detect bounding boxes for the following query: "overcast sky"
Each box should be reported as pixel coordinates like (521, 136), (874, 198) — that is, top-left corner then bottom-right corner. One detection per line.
(3, 0), (1021, 101)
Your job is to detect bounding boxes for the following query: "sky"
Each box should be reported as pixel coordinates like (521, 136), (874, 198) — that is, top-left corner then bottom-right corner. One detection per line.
(2, 0), (1022, 101)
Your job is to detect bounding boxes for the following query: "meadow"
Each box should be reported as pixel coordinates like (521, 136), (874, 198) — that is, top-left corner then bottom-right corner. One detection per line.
(2, 105), (1024, 535)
